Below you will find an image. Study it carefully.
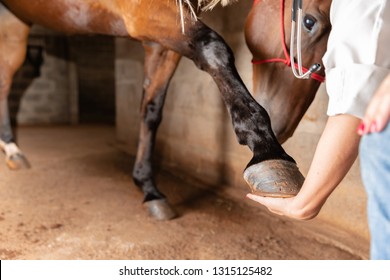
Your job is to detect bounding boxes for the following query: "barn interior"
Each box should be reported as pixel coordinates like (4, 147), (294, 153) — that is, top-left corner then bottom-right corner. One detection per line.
(1, 2), (369, 259)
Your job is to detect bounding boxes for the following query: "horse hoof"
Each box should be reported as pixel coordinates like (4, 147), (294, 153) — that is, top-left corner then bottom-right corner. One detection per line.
(243, 159), (304, 198)
(6, 153), (31, 170)
(144, 199), (177, 220)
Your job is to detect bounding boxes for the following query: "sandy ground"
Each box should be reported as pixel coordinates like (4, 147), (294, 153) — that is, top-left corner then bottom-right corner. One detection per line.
(0, 125), (369, 260)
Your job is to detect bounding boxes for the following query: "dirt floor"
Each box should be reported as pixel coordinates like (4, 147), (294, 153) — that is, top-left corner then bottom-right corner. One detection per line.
(0, 125), (369, 260)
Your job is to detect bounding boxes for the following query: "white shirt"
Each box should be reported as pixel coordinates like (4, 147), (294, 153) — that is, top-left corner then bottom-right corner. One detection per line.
(322, 0), (390, 118)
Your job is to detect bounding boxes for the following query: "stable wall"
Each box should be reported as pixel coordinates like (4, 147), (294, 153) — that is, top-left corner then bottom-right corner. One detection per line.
(115, 2), (369, 247)
(11, 26), (115, 125)
(10, 26), (72, 125)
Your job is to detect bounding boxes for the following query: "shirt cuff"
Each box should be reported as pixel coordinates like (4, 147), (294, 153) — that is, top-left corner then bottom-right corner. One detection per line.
(325, 64), (390, 118)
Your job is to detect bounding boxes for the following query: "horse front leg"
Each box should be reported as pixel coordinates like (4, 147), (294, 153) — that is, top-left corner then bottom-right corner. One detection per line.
(132, 42), (181, 220)
(188, 24), (305, 197)
(0, 5), (31, 170)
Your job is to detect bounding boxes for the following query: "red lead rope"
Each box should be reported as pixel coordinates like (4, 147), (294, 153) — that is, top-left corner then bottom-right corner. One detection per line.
(251, 0), (325, 83)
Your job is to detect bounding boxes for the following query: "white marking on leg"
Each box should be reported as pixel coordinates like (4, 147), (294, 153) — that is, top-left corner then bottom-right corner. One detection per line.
(2, 142), (23, 159)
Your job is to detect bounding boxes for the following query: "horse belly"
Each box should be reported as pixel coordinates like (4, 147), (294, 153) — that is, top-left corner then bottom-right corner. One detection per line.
(1, 0), (128, 36)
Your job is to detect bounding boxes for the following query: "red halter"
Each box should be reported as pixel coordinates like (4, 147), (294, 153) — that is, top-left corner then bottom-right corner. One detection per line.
(251, 0), (325, 83)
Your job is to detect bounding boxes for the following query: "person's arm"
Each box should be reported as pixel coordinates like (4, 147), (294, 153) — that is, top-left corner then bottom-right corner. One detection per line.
(358, 73), (390, 135)
(247, 114), (361, 220)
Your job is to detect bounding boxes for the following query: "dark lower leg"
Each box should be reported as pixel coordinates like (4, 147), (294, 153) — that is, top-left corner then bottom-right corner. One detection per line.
(132, 95), (166, 202)
(188, 28), (304, 196)
(188, 26), (294, 168)
(0, 98), (15, 144)
(132, 43), (181, 203)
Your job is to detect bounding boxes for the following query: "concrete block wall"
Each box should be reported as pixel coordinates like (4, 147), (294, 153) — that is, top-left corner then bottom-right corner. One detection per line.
(10, 26), (116, 126)
(115, 2), (369, 245)
(10, 27), (72, 125)
(115, 39), (144, 152)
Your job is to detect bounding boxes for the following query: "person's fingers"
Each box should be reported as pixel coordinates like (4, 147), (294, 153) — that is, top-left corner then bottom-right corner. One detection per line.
(246, 193), (286, 216)
(360, 78), (390, 135)
(246, 193), (267, 204)
(359, 100), (379, 135)
(357, 121), (368, 135)
(372, 94), (390, 133)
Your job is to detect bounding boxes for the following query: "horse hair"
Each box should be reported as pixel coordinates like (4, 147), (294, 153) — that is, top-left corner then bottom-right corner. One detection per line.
(177, 0), (237, 32)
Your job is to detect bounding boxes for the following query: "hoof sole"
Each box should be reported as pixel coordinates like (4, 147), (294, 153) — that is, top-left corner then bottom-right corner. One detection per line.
(144, 199), (177, 220)
(243, 160), (304, 198)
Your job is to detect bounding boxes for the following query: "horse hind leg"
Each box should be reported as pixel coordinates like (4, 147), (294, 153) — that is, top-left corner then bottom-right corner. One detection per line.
(132, 42), (181, 220)
(0, 100), (31, 170)
(0, 4), (31, 170)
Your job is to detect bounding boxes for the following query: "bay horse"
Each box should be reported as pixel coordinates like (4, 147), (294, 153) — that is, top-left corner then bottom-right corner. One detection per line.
(246, 0), (331, 143)
(0, 0), (331, 220)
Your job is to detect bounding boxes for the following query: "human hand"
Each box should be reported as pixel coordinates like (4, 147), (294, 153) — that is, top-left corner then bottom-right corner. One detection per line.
(246, 115), (361, 222)
(358, 74), (390, 135)
(246, 193), (319, 220)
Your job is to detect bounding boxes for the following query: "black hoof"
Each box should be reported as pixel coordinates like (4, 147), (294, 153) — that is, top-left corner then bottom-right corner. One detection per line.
(6, 153), (31, 170)
(144, 199), (177, 220)
(243, 160), (304, 198)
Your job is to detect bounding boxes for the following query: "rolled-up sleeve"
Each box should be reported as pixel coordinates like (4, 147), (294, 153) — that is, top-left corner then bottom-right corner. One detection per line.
(323, 0), (390, 119)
